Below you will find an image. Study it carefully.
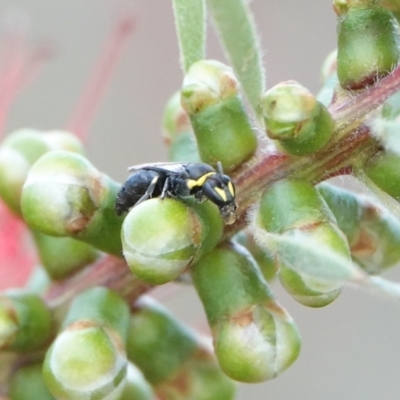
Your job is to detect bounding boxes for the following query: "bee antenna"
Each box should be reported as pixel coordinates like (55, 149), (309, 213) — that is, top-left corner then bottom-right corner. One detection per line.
(216, 161), (224, 177)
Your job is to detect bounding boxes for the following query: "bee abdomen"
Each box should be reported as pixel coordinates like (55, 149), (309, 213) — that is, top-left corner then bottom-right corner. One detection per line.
(115, 170), (164, 215)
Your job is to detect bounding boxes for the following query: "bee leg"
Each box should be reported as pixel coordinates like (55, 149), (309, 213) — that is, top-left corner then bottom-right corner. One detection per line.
(194, 190), (207, 203)
(160, 177), (171, 199)
(134, 176), (159, 206)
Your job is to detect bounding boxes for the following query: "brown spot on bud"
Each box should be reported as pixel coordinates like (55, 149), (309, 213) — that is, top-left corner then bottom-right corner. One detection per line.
(65, 214), (92, 234)
(231, 307), (254, 327)
(66, 319), (97, 331)
(351, 228), (377, 257)
(156, 369), (191, 400)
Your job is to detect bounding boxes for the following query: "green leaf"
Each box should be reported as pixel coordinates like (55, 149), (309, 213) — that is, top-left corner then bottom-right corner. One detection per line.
(172, 0), (206, 72)
(207, 0), (266, 115)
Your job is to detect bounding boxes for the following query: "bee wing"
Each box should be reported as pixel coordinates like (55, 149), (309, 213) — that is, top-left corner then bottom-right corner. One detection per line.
(128, 162), (186, 174)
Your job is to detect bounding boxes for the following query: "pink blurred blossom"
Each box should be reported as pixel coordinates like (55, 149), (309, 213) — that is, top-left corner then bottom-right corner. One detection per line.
(0, 12), (134, 290)
(0, 202), (37, 289)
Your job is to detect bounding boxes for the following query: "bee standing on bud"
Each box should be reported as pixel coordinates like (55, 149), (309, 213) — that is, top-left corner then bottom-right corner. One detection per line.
(115, 161), (238, 224)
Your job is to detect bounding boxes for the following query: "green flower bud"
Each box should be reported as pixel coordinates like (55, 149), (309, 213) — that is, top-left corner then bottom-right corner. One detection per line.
(43, 287), (130, 400)
(181, 59), (257, 171)
(318, 182), (400, 274)
(119, 363), (154, 400)
(21, 151), (124, 255)
(181, 60), (239, 113)
(0, 291), (53, 352)
(122, 198), (223, 284)
(364, 150), (400, 201)
(168, 131), (202, 163)
(333, 0), (375, 15)
(32, 231), (98, 280)
(43, 130), (85, 153)
(62, 287), (130, 340)
(234, 230), (277, 282)
(335, 2), (400, 89)
(127, 297), (235, 399)
(276, 224), (346, 307)
(162, 91), (192, 144)
(261, 81), (334, 156)
(162, 91), (201, 162)
(256, 179), (352, 307)
(0, 129), (84, 215)
(9, 363), (55, 400)
(0, 304), (18, 349)
(257, 179), (336, 232)
(192, 242), (301, 383)
(0, 129), (97, 280)
(44, 325), (127, 400)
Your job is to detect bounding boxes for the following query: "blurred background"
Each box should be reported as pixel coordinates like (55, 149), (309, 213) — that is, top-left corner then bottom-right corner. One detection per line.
(1, 0), (400, 399)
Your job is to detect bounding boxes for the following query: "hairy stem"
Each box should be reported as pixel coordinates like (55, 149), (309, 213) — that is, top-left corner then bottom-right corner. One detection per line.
(44, 255), (152, 308)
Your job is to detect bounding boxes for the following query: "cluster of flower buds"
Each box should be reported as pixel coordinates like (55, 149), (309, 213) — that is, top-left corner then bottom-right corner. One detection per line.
(254, 179), (351, 307)
(127, 296), (234, 399)
(3, 0), (400, 398)
(0, 129), (99, 281)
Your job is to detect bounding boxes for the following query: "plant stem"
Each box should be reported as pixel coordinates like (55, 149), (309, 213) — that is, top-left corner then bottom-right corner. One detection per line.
(44, 255), (152, 308)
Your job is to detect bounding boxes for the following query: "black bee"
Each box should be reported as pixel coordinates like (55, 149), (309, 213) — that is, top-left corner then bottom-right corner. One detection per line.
(115, 161), (237, 224)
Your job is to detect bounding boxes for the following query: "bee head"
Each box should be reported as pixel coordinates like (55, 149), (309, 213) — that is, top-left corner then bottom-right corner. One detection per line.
(202, 162), (237, 224)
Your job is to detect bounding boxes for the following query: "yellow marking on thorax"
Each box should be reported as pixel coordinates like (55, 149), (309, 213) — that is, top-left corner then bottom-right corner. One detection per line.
(187, 172), (215, 189)
(214, 187), (227, 202)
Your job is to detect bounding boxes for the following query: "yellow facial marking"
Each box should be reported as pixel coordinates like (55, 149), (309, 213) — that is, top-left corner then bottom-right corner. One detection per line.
(187, 172), (215, 189)
(151, 176), (159, 184)
(214, 187), (227, 202)
(228, 181), (235, 197)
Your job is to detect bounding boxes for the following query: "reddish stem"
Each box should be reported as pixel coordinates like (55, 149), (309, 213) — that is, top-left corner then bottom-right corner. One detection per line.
(45, 254), (152, 308)
(65, 14), (135, 140)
